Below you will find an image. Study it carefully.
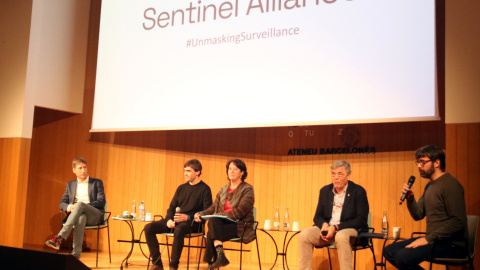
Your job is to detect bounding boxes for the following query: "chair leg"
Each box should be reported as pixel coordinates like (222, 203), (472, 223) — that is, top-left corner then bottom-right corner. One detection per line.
(107, 225), (111, 263)
(369, 245), (376, 270)
(353, 248), (357, 270)
(255, 239), (261, 270)
(468, 257), (475, 270)
(166, 236), (171, 264)
(239, 242), (243, 270)
(327, 248), (333, 270)
(96, 227), (100, 267)
(187, 236), (191, 270)
(197, 237), (204, 270)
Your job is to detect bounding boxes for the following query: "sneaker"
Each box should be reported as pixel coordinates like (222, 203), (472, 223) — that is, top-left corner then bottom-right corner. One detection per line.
(45, 235), (63, 250)
(211, 251), (229, 268)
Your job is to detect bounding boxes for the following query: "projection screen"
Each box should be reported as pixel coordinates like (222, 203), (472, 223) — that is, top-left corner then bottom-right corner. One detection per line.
(92, 0), (439, 132)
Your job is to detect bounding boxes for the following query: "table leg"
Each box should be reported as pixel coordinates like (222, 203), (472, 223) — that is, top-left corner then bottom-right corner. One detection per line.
(376, 238), (399, 270)
(259, 229), (279, 270)
(284, 231), (300, 270)
(259, 229), (300, 270)
(120, 220), (135, 270)
(138, 228), (149, 258)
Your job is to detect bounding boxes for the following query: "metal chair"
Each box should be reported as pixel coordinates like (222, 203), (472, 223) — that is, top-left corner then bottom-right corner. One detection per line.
(315, 211), (376, 270)
(60, 201), (111, 267)
(147, 215), (204, 270)
(412, 215), (478, 270)
(204, 207), (262, 270)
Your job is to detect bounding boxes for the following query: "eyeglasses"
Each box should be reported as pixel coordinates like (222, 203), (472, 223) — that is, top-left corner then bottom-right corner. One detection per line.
(331, 201), (344, 208)
(415, 159), (432, 166)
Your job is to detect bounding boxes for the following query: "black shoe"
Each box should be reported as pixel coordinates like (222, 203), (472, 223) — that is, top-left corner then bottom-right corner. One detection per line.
(149, 265), (164, 270)
(45, 235), (63, 250)
(211, 251), (229, 268)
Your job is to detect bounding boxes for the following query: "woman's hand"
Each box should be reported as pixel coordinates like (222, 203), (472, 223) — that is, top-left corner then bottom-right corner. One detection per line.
(194, 212), (202, 222)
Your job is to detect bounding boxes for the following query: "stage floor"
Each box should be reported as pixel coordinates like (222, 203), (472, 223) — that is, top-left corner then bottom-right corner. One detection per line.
(73, 251), (272, 270)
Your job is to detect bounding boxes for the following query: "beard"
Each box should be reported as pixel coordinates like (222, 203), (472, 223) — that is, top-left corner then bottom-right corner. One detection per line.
(419, 165), (435, 179)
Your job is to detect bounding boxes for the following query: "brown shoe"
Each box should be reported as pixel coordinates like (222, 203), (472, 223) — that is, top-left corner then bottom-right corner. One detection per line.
(45, 235), (63, 250)
(149, 265), (164, 270)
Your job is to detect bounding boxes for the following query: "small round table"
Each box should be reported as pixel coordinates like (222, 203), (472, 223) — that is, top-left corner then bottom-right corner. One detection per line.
(259, 228), (301, 270)
(113, 217), (151, 270)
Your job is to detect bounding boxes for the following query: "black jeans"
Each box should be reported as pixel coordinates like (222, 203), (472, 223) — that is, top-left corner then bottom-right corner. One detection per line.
(383, 237), (465, 270)
(203, 218), (239, 263)
(144, 219), (200, 268)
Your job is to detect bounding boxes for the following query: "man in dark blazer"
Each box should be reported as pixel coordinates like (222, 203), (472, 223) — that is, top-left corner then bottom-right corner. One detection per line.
(45, 157), (106, 258)
(298, 160), (369, 270)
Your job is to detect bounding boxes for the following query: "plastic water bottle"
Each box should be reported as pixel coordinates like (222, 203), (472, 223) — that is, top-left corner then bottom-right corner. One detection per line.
(382, 211), (389, 238)
(273, 206), (280, 231)
(139, 201), (145, 221)
(131, 200), (136, 218)
(283, 207), (290, 231)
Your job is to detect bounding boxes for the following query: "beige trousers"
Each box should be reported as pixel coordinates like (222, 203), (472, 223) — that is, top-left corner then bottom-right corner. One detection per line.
(298, 226), (358, 270)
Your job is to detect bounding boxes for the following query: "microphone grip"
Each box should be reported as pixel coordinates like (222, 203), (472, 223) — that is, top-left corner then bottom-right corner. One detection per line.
(399, 180), (414, 205)
(174, 207), (181, 225)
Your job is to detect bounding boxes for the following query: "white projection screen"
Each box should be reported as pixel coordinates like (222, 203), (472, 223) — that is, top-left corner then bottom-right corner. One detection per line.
(92, 0), (439, 132)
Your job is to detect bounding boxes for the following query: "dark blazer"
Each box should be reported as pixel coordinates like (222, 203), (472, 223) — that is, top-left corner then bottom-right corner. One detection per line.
(59, 177), (106, 212)
(313, 180), (369, 231)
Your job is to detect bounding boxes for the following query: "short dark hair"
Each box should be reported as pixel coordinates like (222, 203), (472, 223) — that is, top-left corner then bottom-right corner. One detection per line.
(226, 159), (248, 181)
(72, 157), (87, 168)
(184, 159), (202, 177)
(415, 145), (446, 172)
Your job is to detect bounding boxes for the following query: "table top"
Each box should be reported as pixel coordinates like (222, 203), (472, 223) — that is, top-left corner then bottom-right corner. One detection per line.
(260, 228), (301, 233)
(113, 216), (139, 221)
(359, 232), (404, 241)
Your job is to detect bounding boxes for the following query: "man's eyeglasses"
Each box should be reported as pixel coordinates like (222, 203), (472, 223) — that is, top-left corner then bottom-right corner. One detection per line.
(415, 159), (432, 166)
(331, 202), (344, 208)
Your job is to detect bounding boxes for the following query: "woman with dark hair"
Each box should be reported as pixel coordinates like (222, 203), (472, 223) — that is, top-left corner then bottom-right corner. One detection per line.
(194, 159), (255, 269)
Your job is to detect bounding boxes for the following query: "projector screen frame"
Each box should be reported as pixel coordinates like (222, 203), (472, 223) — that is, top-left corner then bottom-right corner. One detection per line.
(90, 0), (445, 133)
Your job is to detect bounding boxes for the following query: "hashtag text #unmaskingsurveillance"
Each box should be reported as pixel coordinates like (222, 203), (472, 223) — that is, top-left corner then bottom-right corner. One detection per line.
(186, 27), (299, 47)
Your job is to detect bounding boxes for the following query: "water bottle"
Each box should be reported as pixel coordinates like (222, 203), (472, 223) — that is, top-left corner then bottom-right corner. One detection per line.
(139, 201), (145, 221)
(131, 200), (136, 218)
(283, 207), (290, 231)
(382, 211), (389, 238)
(273, 206), (280, 231)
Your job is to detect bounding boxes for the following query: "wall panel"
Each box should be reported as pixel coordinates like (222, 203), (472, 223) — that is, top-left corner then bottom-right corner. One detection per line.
(0, 138), (30, 247)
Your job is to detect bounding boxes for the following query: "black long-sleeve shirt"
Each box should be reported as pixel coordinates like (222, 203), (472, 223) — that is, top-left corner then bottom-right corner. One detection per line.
(166, 180), (213, 221)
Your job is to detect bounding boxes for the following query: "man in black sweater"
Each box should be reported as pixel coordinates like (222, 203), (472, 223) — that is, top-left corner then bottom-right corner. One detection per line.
(145, 159), (213, 270)
(384, 145), (467, 269)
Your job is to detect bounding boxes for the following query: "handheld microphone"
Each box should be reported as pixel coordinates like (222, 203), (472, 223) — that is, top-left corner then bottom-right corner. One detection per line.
(174, 207), (181, 224)
(399, 176), (415, 205)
